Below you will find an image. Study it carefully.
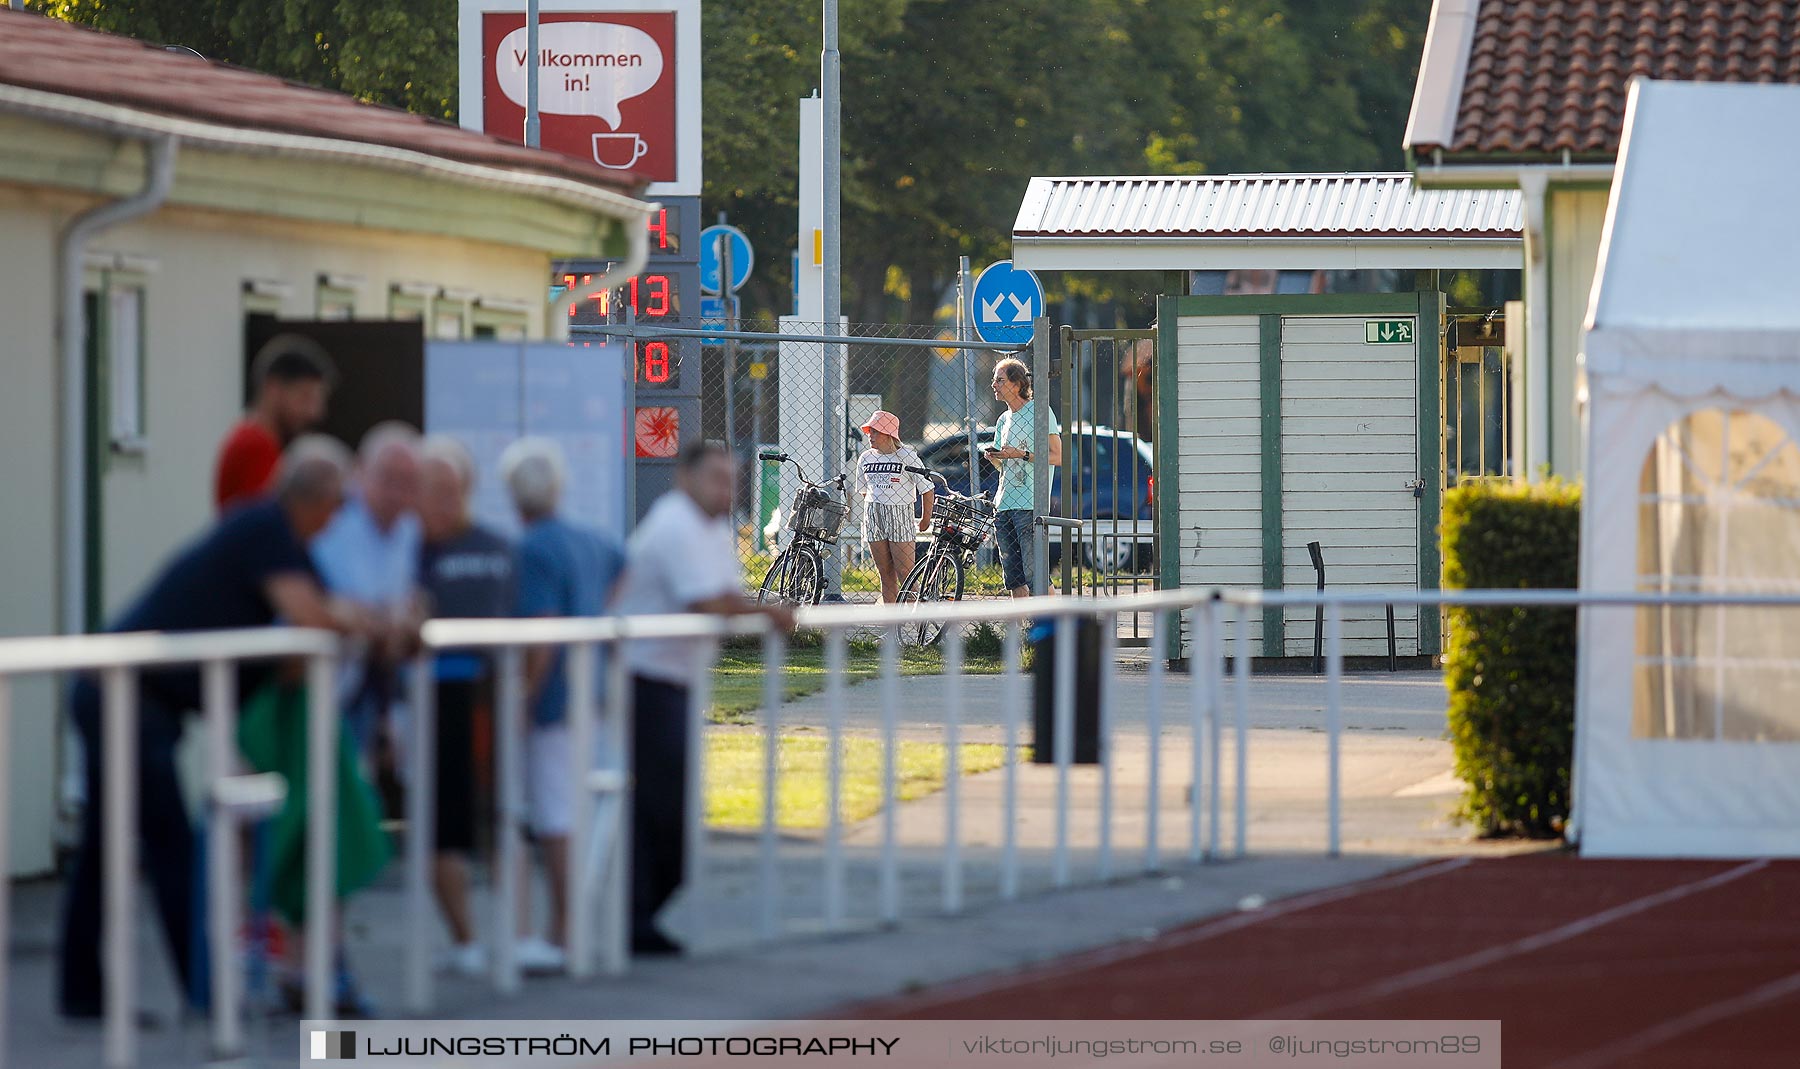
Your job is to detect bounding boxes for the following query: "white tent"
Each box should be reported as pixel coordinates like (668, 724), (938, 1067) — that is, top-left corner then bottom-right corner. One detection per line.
(1574, 79), (1800, 857)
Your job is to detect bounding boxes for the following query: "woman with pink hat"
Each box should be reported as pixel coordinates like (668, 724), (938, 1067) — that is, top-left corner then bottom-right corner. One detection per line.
(853, 410), (935, 603)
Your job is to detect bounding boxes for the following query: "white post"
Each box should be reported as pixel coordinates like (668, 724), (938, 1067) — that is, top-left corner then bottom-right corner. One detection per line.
(1325, 602), (1344, 858)
(879, 625), (900, 923)
(492, 647), (524, 994)
(759, 631), (786, 941)
(823, 628), (847, 928)
(1052, 613), (1074, 888)
(0, 677), (9, 1069)
(681, 657), (707, 949)
(942, 624), (964, 914)
(203, 661), (240, 1056)
(1144, 610), (1164, 873)
(1234, 602), (1252, 858)
(566, 643), (597, 978)
(1206, 599), (1224, 860)
(102, 666), (135, 1069)
(601, 645), (632, 974)
(404, 658), (434, 1011)
(1188, 609), (1206, 864)
(999, 619), (1021, 900)
(304, 654), (337, 1024)
(1520, 172), (1550, 479)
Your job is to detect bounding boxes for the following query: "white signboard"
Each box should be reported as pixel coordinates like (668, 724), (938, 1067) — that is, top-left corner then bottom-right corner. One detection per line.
(426, 341), (630, 544)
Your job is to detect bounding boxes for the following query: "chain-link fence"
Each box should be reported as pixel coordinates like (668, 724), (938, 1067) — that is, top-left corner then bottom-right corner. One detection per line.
(624, 319), (1029, 607)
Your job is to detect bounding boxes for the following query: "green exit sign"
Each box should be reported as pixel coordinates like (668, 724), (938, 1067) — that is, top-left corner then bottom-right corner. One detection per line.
(1364, 319), (1414, 344)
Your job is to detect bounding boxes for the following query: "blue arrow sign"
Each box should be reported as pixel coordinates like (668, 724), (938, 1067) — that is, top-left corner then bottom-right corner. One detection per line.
(970, 260), (1044, 345)
(700, 224), (754, 294)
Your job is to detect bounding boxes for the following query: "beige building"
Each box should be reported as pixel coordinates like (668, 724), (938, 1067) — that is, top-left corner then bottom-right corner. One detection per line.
(1403, 0), (1800, 478)
(0, 11), (651, 876)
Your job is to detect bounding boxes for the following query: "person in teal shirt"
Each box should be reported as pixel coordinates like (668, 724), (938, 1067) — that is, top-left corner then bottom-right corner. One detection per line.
(986, 357), (1062, 597)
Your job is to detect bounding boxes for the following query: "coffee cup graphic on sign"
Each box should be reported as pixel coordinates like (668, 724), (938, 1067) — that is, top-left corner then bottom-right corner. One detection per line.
(592, 132), (649, 169)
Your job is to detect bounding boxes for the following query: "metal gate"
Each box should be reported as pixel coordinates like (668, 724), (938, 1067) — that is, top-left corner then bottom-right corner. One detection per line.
(1049, 325), (1160, 645)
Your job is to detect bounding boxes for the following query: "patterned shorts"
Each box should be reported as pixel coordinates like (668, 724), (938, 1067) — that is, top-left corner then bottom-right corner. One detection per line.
(863, 501), (919, 544)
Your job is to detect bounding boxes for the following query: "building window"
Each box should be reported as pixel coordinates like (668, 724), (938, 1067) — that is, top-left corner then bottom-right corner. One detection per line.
(85, 276), (148, 453)
(390, 282), (432, 322)
(316, 273), (361, 320)
(434, 288), (479, 340)
(472, 297), (531, 341)
(1634, 409), (1800, 741)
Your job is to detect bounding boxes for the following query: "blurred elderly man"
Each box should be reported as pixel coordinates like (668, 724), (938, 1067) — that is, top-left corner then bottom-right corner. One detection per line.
(612, 441), (795, 955)
(312, 422), (426, 760)
(416, 436), (514, 977)
(60, 436), (375, 1020)
(501, 437), (626, 974)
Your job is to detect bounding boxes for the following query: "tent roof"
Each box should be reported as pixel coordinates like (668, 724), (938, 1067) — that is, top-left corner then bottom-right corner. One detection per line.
(1586, 79), (1800, 384)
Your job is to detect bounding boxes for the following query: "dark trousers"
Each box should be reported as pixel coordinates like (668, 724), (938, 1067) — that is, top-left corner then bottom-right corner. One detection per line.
(58, 678), (197, 1017)
(630, 676), (690, 942)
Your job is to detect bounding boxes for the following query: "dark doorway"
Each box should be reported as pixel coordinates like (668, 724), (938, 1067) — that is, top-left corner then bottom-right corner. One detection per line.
(244, 315), (426, 447)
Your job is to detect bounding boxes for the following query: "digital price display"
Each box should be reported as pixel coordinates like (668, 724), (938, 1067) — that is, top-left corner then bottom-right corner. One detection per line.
(555, 197), (702, 393)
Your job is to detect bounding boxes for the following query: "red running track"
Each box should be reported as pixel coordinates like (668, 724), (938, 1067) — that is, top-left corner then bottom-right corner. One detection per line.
(853, 853), (1800, 1068)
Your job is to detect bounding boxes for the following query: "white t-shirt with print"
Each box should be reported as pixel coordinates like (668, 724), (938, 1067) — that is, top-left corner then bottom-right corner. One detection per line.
(612, 489), (742, 686)
(853, 445), (933, 507)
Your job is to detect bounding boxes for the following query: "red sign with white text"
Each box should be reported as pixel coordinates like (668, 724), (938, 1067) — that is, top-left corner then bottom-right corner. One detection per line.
(482, 11), (677, 181)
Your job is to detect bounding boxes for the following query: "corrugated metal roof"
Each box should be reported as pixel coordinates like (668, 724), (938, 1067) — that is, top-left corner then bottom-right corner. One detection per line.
(1014, 173), (1521, 240)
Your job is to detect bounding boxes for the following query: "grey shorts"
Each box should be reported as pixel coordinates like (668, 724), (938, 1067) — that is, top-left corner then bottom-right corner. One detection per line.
(863, 501), (918, 544)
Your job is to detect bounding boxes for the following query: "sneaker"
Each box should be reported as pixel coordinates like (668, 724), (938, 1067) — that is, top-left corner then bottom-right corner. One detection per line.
(514, 937), (566, 976)
(438, 942), (488, 978)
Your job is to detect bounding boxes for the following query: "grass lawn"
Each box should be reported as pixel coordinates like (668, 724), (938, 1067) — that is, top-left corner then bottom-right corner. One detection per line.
(708, 632), (1015, 724)
(705, 732), (1009, 829)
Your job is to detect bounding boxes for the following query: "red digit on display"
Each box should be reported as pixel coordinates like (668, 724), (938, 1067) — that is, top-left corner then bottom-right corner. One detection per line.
(648, 207), (670, 251)
(646, 274), (670, 317)
(643, 341), (671, 383)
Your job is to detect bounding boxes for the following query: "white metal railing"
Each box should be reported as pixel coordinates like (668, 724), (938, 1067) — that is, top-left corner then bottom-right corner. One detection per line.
(8, 588), (1799, 1065)
(0, 628), (338, 1069)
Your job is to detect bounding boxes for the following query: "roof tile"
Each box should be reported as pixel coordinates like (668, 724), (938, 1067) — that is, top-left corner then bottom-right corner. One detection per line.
(0, 10), (643, 194)
(1438, 0), (1800, 157)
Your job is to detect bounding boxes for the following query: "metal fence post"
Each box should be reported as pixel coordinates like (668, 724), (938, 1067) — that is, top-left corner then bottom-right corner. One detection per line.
(759, 630), (786, 941)
(203, 660), (240, 1056)
(0, 678), (9, 1069)
(1031, 319), (1052, 596)
(304, 653), (338, 1024)
(1326, 601), (1344, 858)
(102, 666), (135, 1069)
(566, 642), (597, 978)
(823, 627), (847, 929)
(404, 658), (435, 1011)
(493, 646), (524, 994)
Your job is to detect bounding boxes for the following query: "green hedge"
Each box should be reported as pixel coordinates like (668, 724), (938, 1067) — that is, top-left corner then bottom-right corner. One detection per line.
(1441, 479), (1581, 838)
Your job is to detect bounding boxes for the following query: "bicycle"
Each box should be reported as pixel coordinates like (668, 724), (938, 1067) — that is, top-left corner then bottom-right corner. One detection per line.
(755, 451), (849, 606)
(896, 465), (996, 645)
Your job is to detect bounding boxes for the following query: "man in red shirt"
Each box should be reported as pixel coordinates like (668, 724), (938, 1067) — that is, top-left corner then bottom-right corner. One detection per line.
(214, 334), (336, 510)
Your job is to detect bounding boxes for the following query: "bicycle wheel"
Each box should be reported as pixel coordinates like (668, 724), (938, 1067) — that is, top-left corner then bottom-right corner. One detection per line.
(785, 546), (824, 606)
(898, 552), (965, 646)
(757, 549), (794, 604)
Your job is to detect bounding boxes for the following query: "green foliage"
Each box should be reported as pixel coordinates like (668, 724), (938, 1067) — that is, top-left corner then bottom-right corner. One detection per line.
(32, 0), (458, 118)
(1441, 479), (1582, 838)
(34, 0), (1431, 322)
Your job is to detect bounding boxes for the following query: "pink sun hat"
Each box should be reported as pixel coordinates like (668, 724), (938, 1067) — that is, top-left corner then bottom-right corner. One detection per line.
(861, 410), (902, 439)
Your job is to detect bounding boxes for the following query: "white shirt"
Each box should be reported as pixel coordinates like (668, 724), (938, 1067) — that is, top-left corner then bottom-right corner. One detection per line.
(853, 445), (933, 507)
(612, 490), (742, 686)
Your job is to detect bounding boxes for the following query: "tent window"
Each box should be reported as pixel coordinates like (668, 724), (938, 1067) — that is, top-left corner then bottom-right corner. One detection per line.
(1634, 409), (1800, 742)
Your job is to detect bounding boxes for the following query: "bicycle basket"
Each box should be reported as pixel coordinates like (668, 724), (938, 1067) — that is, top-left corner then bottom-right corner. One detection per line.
(789, 487), (849, 541)
(933, 495), (995, 549)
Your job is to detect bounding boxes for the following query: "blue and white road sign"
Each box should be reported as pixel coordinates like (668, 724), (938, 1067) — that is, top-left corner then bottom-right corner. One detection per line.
(971, 260), (1044, 345)
(699, 294), (739, 340)
(700, 224), (754, 294)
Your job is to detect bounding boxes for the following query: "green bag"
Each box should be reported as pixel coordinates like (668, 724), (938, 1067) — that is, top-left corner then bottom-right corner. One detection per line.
(236, 682), (391, 926)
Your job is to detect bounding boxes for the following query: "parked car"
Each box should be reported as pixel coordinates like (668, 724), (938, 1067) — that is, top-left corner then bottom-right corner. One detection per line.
(915, 424), (1155, 573)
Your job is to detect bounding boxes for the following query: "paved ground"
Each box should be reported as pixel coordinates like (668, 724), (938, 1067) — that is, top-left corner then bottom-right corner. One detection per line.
(6, 668), (1507, 1067)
